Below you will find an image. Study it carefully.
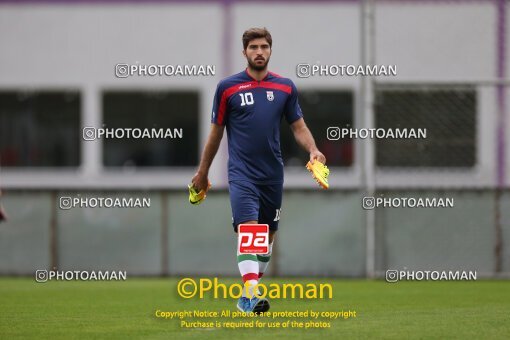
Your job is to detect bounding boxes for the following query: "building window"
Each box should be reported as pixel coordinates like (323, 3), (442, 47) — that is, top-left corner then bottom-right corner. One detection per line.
(0, 90), (80, 167)
(375, 85), (476, 167)
(102, 91), (199, 167)
(280, 90), (354, 167)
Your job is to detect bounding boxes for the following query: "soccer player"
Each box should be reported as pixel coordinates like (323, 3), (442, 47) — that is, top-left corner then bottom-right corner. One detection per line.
(191, 27), (326, 313)
(0, 190), (6, 223)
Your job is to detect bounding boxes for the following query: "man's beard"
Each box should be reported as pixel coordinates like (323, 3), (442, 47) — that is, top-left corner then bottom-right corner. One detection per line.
(247, 57), (269, 71)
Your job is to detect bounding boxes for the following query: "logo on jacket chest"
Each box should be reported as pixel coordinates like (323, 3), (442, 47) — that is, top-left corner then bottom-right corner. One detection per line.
(266, 91), (274, 101)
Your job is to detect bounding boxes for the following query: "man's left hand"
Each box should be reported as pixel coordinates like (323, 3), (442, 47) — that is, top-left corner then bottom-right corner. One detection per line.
(309, 149), (326, 164)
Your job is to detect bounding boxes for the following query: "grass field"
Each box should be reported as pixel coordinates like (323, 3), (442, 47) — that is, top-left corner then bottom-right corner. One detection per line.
(1, 277), (509, 339)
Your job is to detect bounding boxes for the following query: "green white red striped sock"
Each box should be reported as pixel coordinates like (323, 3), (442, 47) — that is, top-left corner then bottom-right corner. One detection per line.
(237, 254), (258, 297)
(257, 242), (273, 279)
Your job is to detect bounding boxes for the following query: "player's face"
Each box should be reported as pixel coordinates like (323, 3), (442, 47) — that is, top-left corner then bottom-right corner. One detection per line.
(243, 38), (271, 71)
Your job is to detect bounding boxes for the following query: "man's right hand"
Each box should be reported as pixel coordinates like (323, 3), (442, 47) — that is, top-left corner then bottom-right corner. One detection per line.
(191, 123), (224, 193)
(191, 171), (209, 192)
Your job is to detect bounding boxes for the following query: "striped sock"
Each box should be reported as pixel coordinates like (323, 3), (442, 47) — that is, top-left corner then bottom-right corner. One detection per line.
(257, 242), (273, 279)
(237, 254), (259, 297)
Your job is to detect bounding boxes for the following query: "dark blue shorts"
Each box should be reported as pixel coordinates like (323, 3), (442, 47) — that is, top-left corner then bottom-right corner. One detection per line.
(229, 180), (283, 232)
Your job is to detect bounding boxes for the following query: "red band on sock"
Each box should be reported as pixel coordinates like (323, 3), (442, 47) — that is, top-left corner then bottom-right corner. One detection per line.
(242, 273), (259, 283)
(258, 272), (264, 278)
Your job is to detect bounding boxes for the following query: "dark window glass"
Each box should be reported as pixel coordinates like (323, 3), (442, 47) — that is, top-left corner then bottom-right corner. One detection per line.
(280, 90), (354, 167)
(102, 91), (199, 167)
(0, 90), (80, 167)
(375, 85), (476, 167)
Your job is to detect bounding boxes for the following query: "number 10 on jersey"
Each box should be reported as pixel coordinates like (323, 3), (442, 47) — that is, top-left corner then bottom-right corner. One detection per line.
(239, 92), (254, 106)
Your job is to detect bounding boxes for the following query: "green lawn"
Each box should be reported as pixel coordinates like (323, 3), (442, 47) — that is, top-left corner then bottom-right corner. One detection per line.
(1, 277), (509, 339)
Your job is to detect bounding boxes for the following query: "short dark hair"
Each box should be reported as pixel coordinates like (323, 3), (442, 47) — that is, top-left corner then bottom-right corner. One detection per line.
(242, 27), (272, 50)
